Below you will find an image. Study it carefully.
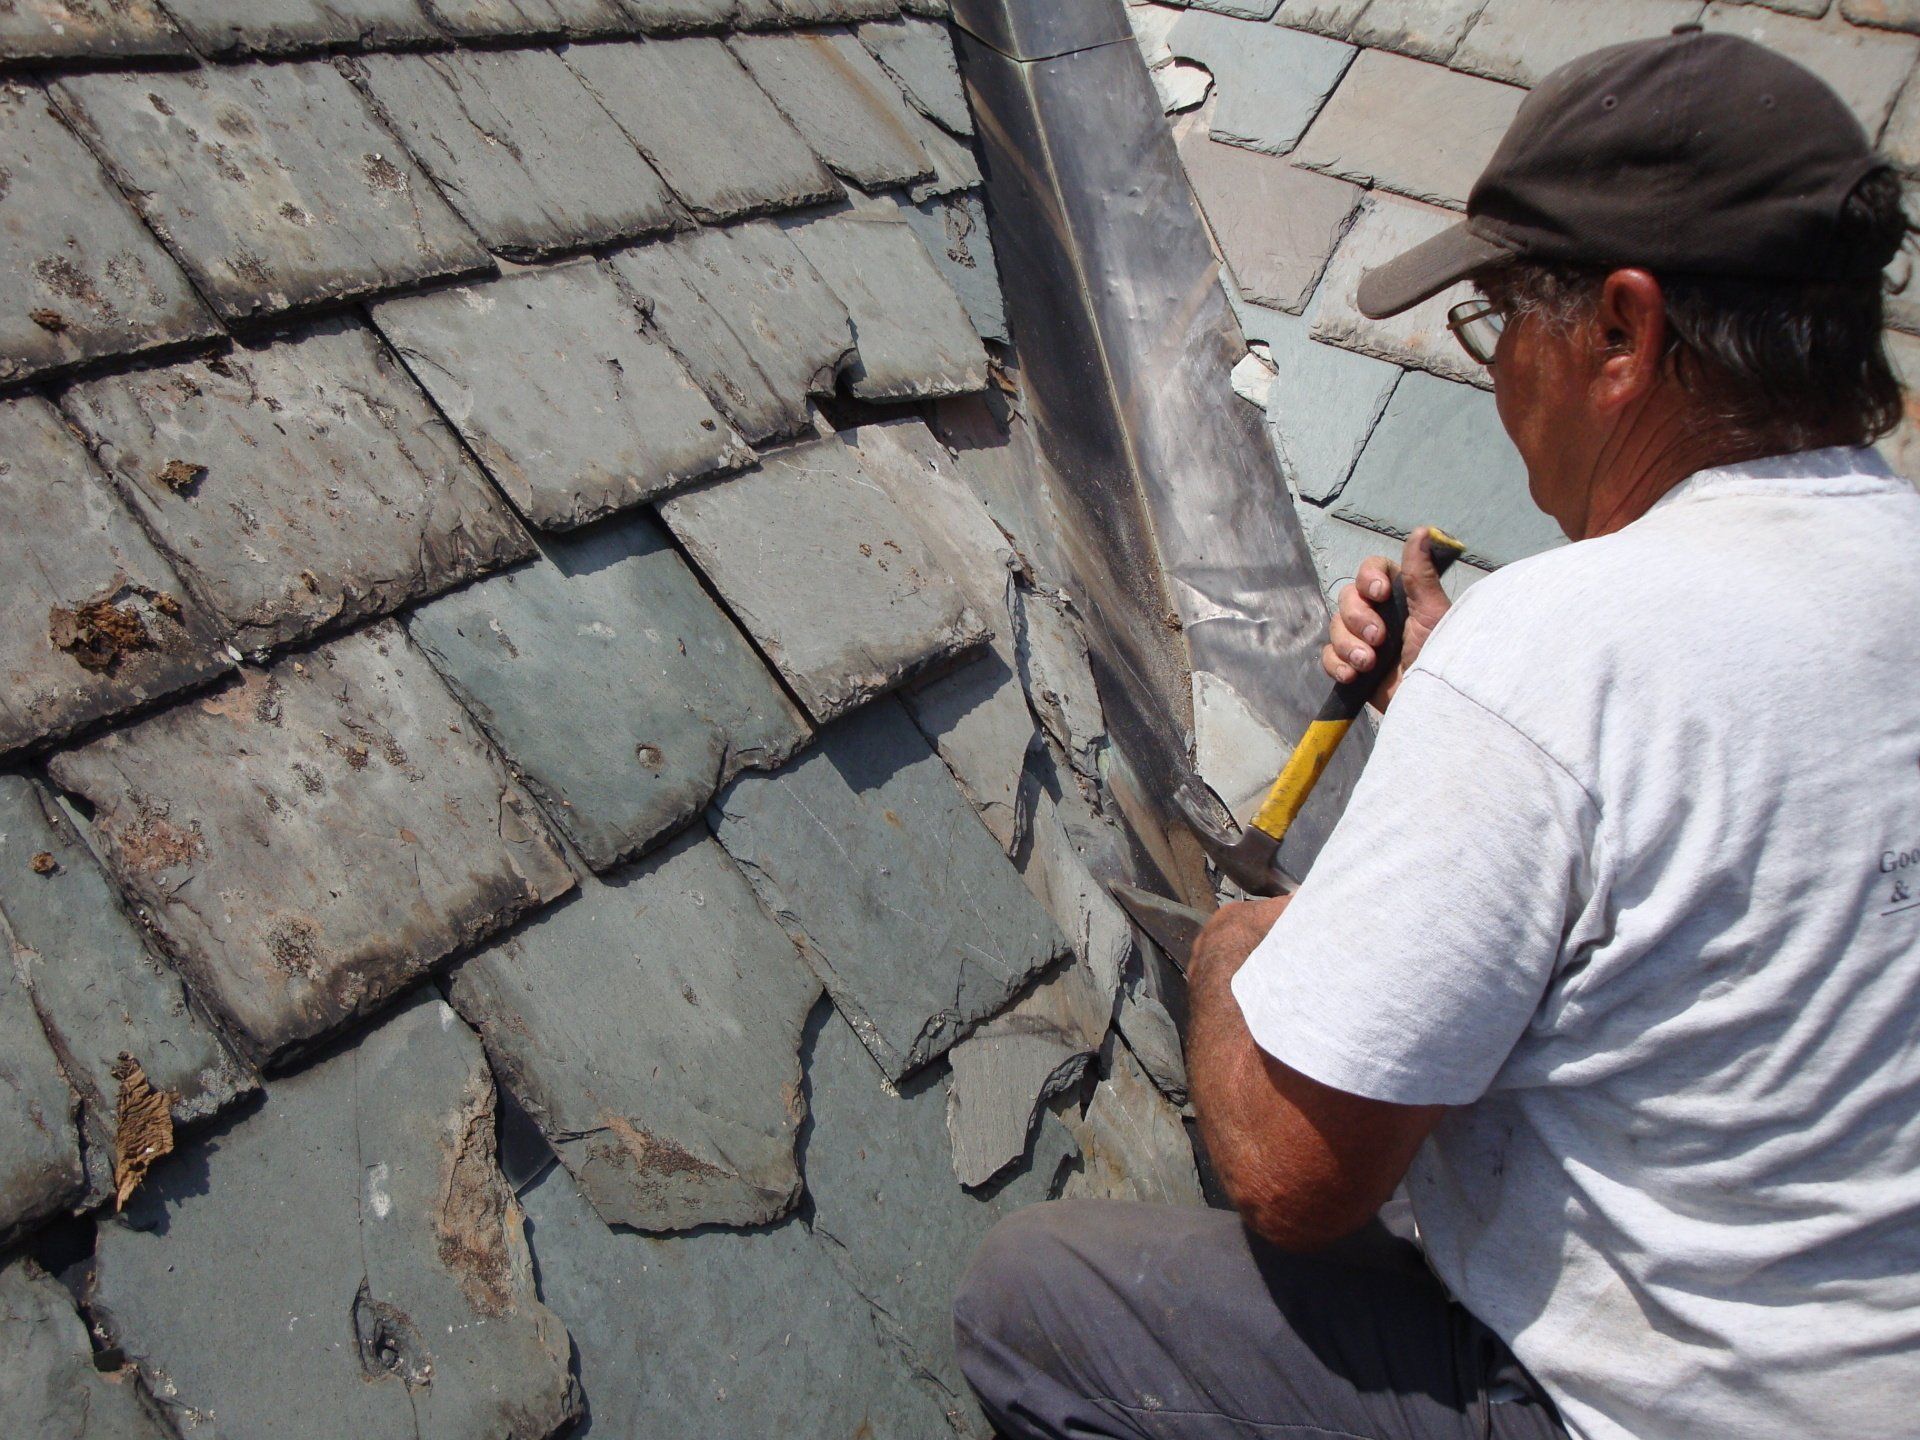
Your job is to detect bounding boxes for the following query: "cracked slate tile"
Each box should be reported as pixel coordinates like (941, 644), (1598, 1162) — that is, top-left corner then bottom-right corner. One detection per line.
(1117, 954), (1189, 1106)
(0, 396), (231, 759)
(424, 0), (638, 37)
(520, 1158), (957, 1438)
(1168, 9), (1354, 156)
(0, 85), (220, 386)
(61, 318), (530, 656)
(857, 14), (972, 134)
(894, 189), (1008, 342)
(89, 991), (579, 1440)
(0, 949), (82, 1245)
(563, 37), (841, 223)
(52, 62), (488, 323)
(0, 1259), (170, 1440)
(47, 623), (576, 1069)
(1236, 301), (1401, 503)
(899, 94), (983, 198)
(607, 221), (852, 444)
(372, 260), (750, 530)
(0, 1), (188, 61)
(659, 433), (989, 723)
(782, 209), (989, 400)
(449, 827), (820, 1231)
(0, 776), (253, 1201)
(1013, 585), (1105, 785)
(730, 29), (935, 189)
(1064, 1044), (1204, 1206)
(350, 48), (680, 260)
(153, 0), (439, 55)
(710, 697), (1067, 1080)
(408, 511), (809, 871)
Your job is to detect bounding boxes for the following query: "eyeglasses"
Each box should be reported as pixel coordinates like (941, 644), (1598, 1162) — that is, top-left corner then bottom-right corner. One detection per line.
(1447, 298), (1507, 367)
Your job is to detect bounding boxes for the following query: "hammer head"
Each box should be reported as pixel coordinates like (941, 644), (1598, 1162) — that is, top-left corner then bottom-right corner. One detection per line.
(1174, 779), (1295, 897)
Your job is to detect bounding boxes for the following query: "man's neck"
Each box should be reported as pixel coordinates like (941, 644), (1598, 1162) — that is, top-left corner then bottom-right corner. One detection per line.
(1572, 403), (1782, 540)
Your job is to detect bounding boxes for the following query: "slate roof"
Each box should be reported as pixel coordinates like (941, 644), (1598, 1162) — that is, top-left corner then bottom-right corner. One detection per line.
(0, 5), (1204, 1436)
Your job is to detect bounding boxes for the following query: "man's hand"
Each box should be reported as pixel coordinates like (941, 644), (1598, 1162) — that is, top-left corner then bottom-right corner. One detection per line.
(1322, 526), (1453, 711)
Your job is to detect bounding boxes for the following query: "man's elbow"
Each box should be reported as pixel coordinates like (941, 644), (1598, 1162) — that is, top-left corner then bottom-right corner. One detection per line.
(1222, 1169), (1382, 1253)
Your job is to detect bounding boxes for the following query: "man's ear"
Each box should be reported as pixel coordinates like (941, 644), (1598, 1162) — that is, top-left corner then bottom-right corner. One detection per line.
(1591, 268), (1667, 411)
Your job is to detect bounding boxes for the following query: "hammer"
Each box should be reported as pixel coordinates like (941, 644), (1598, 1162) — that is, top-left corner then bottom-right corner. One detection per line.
(1176, 528), (1466, 896)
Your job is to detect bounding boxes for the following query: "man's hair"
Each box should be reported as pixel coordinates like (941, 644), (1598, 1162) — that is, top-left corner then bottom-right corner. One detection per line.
(1480, 167), (1913, 455)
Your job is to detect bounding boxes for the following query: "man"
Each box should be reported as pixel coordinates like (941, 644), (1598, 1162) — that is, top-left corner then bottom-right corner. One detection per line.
(955, 28), (1920, 1440)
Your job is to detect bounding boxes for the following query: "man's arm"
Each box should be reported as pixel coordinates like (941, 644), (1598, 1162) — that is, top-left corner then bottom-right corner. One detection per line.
(1188, 897), (1443, 1251)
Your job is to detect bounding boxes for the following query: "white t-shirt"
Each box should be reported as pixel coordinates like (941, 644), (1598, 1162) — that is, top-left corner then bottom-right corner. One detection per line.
(1234, 448), (1920, 1440)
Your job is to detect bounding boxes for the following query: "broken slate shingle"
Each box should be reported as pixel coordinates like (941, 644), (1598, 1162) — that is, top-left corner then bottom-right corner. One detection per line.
(857, 14), (973, 134)
(152, 0), (439, 56)
(0, 1), (187, 61)
(659, 434), (989, 722)
(1168, 9), (1354, 156)
(0, 1260), (170, 1440)
(896, 189), (1008, 343)
(0, 396), (230, 759)
(61, 319), (531, 656)
(607, 222), (852, 444)
(0, 952), (82, 1245)
(1064, 1044), (1204, 1206)
(52, 63), (488, 322)
(0, 84), (219, 386)
(449, 829), (820, 1231)
(408, 511), (810, 871)
(90, 992), (579, 1440)
(350, 48), (680, 259)
(711, 698), (1067, 1079)
(47, 624), (575, 1069)
(372, 260), (750, 529)
(564, 37), (842, 223)
(730, 29), (934, 189)
(782, 209), (989, 400)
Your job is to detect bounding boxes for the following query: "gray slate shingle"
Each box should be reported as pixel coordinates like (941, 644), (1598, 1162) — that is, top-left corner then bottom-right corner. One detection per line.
(0, 955), (81, 1245)
(1168, 9), (1354, 155)
(47, 623), (576, 1069)
(408, 511), (809, 871)
(622, 0), (740, 28)
(896, 189), (1009, 342)
(1347, 0), (1491, 63)
(53, 62), (488, 322)
(857, 13), (973, 134)
(61, 319), (530, 655)
(730, 29), (935, 188)
(1451, 0), (1707, 87)
(1701, 2), (1920, 135)
(0, 1), (188, 61)
(154, 0), (439, 55)
(0, 396), (230, 759)
(0, 84), (219, 385)
(778, 0), (900, 20)
(449, 829), (821, 1230)
(0, 1260), (171, 1440)
(1236, 302), (1401, 503)
(426, 0), (638, 37)
(563, 36), (842, 222)
(372, 259), (750, 529)
(1063, 1044), (1205, 1206)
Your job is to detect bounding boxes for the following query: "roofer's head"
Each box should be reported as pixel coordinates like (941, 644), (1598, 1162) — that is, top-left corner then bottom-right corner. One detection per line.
(1356, 28), (1913, 541)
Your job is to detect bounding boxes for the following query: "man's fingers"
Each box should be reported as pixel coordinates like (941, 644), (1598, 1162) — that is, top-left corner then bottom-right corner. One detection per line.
(1337, 586), (1386, 646)
(1400, 527), (1448, 606)
(1321, 641), (1360, 685)
(1355, 555), (1395, 604)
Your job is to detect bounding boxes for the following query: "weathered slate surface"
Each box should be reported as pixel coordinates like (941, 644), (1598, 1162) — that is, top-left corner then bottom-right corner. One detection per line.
(53, 63), (487, 321)
(0, 1260), (170, 1440)
(372, 260), (750, 529)
(90, 993), (580, 1440)
(1237, 302), (1401, 503)
(350, 48), (680, 259)
(711, 698), (1066, 1079)
(730, 29), (934, 188)
(47, 624), (576, 1069)
(62, 319), (530, 655)
(1064, 1044), (1204, 1206)
(0, 952), (82, 1245)
(0, 85), (219, 385)
(1453, 0), (1706, 87)
(0, 1), (187, 61)
(449, 829), (820, 1231)
(408, 512), (809, 871)
(153, 0), (439, 55)
(607, 222), (852, 444)
(565, 38), (841, 222)
(623, 0), (739, 28)
(1848, 0), (1920, 35)
(1703, 2), (1920, 135)
(858, 14), (972, 133)
(1348, 0), (1488, 62)
(783, 209), (989, 400)
(778, 0), (900, 20)
(427, 0), (637, 37)
(1274, 0), (1372, 37)
(660, 435), (988, 722)
(520, 1158), (957, 1438)
(1168, 9), (1354, 155)
(897, 189), (1008, 342)
(0, 397), (230, 759)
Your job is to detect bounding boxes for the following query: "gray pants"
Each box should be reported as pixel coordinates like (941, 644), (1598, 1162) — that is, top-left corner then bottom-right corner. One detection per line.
(953, 1199), (1568, 1440)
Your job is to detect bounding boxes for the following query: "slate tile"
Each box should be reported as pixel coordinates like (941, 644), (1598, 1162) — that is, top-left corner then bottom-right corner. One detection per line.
(0, 1260), (170, 1440)
(660, 435), (989, 722)
(895, 189), (1009, 342)
(350, 48), (679, 260)
(803, 1004), (1079, 1434)
(61, 319), (530, 656)
(1846, 0), (1920, 33)
(1063, 1045), (1204, 1206)
(1168, 9), (1354, 155)
(409, 513), (809, 871)
(607, 222), (852, 444)
(1178, 131), (1361, 312)
(1703, 3), (1919, 134)
(1185, 0), (1280, 15)
(1880, 328), (1920, 482)
(1347, 0), (1490, 62)
(564, 37), (840, 223)
(777, 0), (900, 20)
(425, 0), (638, 37)
(1716, 0), (1831, 13)
(1333, 368), (1564, 568)
(1452, 0), (1707, 87)
(1014, 586), (1106, 784)
(372, 261), (749, 530)
(1236, 302), (1401, 502)
(450, 829), (818, 1231)
(0, 0), (186, 62)
(712, 698), (1066, 1079)
(0, 398), (230, 759)
(90, 992), (579, 1440)
(1882, 60), (1920, 171)
(621, 0), (739, 27)
(1273, 0), (1373, 37)
(0, 952), (81, 1244)
(730, 29), (935, 188)
(1294, 501), (1488, 605)
(782, 209), (990, 399)
(900, 0), (948, 13)
(1293, 48), (1524, 209)
(521, 1159), (956, 1438)
(1308, 190), (1492, 387)
(1116, 956), (1188, 1105)
(154, 0), (438, 55)
(0, 86), (219, 386)
(1127, 0), (1184, 67)
(52, 63), (488, 323)
(900, 92), (984, 198)
(858, 14), (972, 134)
(47, 624), (575, 1069)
